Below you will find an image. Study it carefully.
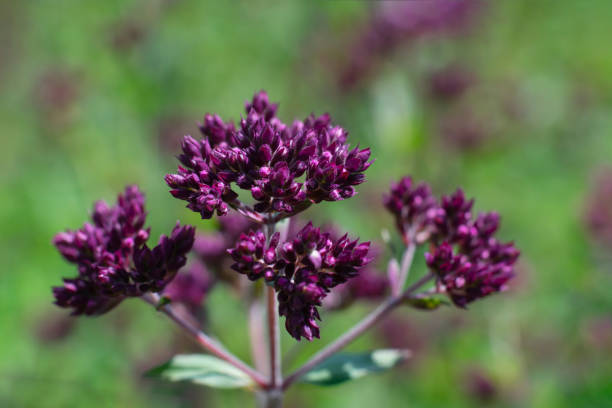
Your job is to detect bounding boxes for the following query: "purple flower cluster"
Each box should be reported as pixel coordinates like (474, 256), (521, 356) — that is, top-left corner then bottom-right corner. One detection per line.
(52, 186), (195, 315)
(385, 178), (519, 307)
(228, 222), (371, 340)
(165, 91), (372, 221)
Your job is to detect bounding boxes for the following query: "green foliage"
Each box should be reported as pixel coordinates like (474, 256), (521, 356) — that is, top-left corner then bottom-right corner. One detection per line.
(301, 349), (410, 386)
(2, 0), (612, 406)
(146, 354), (253, 389)
(404, 296), (448, 310)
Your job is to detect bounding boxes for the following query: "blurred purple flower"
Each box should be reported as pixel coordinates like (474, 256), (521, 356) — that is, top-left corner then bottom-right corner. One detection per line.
(339, 0), (482, 91)
(162, 261), (214, 312)
(584, 168), (612, 247)
(427, 64), (475, 102)
(52, 186), (195, 315)
(228, 222), (371, 340)
(34, 313), (77, 343)
(463, 368), (498, 402)
(190, 213), (257, 288)
(108, 19), (146, 52)
(439, 109), (490, 151)
(165, 91), (372, 221)
(33, 69), (80, 128)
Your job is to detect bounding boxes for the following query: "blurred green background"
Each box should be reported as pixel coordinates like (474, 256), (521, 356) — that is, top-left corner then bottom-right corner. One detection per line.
(2, 0), (612, 407)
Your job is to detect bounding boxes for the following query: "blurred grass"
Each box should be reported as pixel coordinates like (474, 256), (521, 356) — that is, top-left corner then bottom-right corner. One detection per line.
(2, 0), (612, 407)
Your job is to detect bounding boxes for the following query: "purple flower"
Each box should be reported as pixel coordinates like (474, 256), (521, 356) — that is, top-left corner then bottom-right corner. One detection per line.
(190, 213), (258, 288)
(228, 222), (372, 340)
(439, 109), (489, 152)
(339, 0), (482, 91)
(584, 167), (612, 247)
(427, 64), (475, 102)
(424, 211), (519, 307)
(385, 178), (519, 306)
(165, 91), (372, 222)
(383, 177), (438, 244)
(163, 261), (215, 312)
(52, 186), (195, 315)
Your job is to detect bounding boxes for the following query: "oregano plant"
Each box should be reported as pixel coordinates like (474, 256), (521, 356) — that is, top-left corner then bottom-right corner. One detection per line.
(51, 91), (519, 407)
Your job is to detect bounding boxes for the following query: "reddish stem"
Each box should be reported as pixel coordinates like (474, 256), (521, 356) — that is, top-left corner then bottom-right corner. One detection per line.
(142, 293), (268, 388)
(282, 273), (434, 389)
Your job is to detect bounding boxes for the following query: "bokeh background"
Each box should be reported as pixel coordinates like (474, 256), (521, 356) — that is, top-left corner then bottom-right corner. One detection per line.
(2, 0), (612, 407)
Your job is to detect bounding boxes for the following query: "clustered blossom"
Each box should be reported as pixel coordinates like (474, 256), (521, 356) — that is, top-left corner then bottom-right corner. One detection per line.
(52, 186), (195, 315)
(385, 179), (519, 307)
(228, 222), (371, 340)
(165, 91), (372, 221)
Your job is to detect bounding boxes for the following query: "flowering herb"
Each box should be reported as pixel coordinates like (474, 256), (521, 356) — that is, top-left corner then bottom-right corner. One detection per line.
(229, 222), (371, 340)
(50, 92), (519, 407)
(53, 186), (195, 315)
(165, 91), (372, 221)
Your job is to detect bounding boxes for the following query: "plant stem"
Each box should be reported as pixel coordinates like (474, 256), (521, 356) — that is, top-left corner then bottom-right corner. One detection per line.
(248, 293), (268, 374)
(394, 232), (416, 296)
(266, 286), (282, 389)
(263, 222), (283, 391)
(282, 273), (434, 389)
(256, 389), (284, 408)
(141, 292), (268, 388)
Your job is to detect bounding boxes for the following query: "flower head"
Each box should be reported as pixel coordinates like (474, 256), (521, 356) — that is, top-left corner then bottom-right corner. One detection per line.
(52, 186), (195, 315)
(385, 178), (519, 306)
(228, 222), (372, 340)
(166, 91), (372, 222)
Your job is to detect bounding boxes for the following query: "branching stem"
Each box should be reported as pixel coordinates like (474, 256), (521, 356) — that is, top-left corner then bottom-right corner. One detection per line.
(141, 293), (268, 388)
(282, 272), (434, 389)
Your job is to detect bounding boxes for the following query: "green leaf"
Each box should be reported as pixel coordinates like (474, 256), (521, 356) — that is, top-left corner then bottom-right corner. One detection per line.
(145, 354), (253, 389)
(301, 349), (410, 386)
(405, 296), (447, 310)
(155, 295), (172, 310)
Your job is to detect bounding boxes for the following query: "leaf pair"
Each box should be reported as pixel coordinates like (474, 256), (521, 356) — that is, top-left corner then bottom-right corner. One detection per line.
(146, 349), (410, 389)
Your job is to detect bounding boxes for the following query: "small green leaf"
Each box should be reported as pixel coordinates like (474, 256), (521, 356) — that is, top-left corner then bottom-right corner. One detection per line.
(405, 296), (447, 310)
(301, 349), (410, 386)
(155, 296), (172, 310)
(145, 354), (253, 389)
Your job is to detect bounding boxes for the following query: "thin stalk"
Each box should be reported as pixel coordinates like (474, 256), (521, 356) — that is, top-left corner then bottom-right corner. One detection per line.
(395, 231), (416, 296)
(264, 222), (282, 390)
(142, 293), (268, 388)
(248, 293), (268, 374)
(266, 286), (281, 388)
(257, 389), (284, 408)
(282, 273), (434, 389)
